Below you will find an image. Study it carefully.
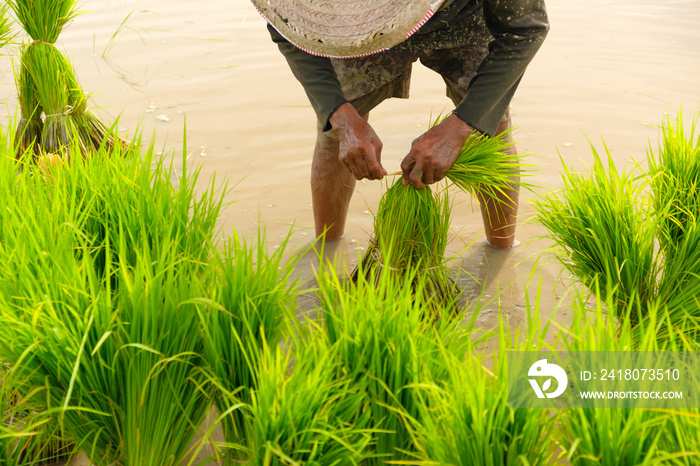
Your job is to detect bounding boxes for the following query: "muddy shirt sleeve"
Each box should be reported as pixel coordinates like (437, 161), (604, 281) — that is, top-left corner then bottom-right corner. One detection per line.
(267, 24), (348, 132)
(454, 0), (549, 136)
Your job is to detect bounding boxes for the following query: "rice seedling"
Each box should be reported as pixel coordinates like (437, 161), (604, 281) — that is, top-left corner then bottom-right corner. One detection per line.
(316, 259), (478, 463)
(14, 44), (43, 160)
(402, 282), (557, 466)
(6, 0), (79, 44)
(535, 112), (700, 346)
(249, 333), (374, 465)
(404, 352), (556, 466)
(445, 126), (528, 205)
(24, 42), (83, 156)
(648, 112), (700, 253)
(29, 124), (226, 285)
(352, 178), (459, 313)
(196, 229), (301, 463)
(553, 289), (699, 465)
(2, 367), (36, 465)
(0, 241), (215, 465)
(646, 113), (700, 343)
(0, 126), (225, 465)
(655, 408), (700, 466)
(0, 4), (15, 49)
(0, 313), (74, 466)
(533, 143), (658, 322)
(7, 0), (121, 158)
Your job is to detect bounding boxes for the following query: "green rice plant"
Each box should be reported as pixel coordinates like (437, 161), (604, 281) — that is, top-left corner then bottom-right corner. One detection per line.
(14, 42), (118, 158)
(646, 113), (700, 343)
(24, 42), (85, 156)
(553, 290), (698, 465)
(13, 44), (43, 160)
(6, 0), (121, 159)
(352, 178), (459, 312)
(535, 112), (700, 346)
(196, 229), (301, 463)
(648, 112), (700, 253)
(445, 127), (528, 205)
(404, 353), (555, 466)
(6, 0), (79, 44)
(534, 144), (659, 322)
(1, 327), (75, 466)
(0, 4), (16, 49)
(58, 49), (121, 153)
(403, 283), (556, 466)
(0, 242), (213, 465)
(1, 368), (49, 466)
(249, 334), (374, 465)
(316, 259), (478, 464)
(654, 408), (700, 466)
(649, 220), (700, 347)
(0, 127), (225, 465)
(554, 295), (663, 465)
(29, 124), (226, 285)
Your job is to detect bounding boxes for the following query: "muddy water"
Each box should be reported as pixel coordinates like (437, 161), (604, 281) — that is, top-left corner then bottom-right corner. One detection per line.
(1, 0), (699, 462)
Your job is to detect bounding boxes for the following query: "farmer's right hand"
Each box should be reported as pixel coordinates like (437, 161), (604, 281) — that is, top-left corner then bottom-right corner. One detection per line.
(329, 102), (387, 180)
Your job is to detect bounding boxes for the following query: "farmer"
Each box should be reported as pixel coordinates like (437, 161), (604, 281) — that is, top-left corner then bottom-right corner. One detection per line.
(253, 0), (549, 249)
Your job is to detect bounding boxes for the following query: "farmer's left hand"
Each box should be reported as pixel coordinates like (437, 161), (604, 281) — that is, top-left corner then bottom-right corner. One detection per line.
(400, 113), (474, 189)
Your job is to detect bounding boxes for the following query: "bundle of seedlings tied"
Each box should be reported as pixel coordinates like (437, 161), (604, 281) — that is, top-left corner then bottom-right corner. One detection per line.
(352, 178), (457, 313)
(535, 113), (700, 346)
(9, 0), (117, 160)
(352, 128), (524, 313)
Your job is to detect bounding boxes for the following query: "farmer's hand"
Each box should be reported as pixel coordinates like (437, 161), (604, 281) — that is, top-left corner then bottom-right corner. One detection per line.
(401, 113), (474, 189)
(330, 102), (387, 180)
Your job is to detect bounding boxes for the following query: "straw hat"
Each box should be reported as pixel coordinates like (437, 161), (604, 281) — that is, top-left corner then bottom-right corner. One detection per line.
(252, 0), (447, 58)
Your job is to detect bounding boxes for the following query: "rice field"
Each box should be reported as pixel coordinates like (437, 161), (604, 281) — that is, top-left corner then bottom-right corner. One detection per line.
(1, 1), (699, 465)
(0, 104), (698, 464)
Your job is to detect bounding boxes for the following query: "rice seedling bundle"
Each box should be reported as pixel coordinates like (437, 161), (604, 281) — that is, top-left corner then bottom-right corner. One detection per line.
(535, 112), (700, 344)
(553, 293), (699, 465)
(197, 231), (300, 463)
(6, 0), (79, 44)
(445, 127), (527, 206)
(28, 129), (225, 285)
(352, 178), (458, 312)
(249, 337), (374, 465)
(14, 44), (43, 159)
(316, 263), (474, 463)
(0, 131), (226, 465)
(8, 0), (118, 159)
(648, 114), (700, 252)
(352, 123), (527, 311)
(647, 115), (700, 338)
(0, 245), (213, 465)
(403, 291), (556, 466)
(534, 145), (658, 320)
(407, 351), (555, 466)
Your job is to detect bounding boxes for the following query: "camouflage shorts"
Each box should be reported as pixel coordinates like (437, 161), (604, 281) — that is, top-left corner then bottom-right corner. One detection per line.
(327, 6), (509, 125)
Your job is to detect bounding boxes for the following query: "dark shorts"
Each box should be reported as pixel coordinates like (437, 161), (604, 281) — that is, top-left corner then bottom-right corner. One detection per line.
(326, 6), (509, 127)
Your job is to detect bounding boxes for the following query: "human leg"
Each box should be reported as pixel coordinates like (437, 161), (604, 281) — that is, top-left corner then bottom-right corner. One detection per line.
(420, 45), (520, 249)
(476, 114), (519, 249)
(311, 118), (362, 240)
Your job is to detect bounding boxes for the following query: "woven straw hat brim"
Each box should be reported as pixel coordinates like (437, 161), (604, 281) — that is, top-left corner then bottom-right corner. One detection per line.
(253, 0), (446, 58)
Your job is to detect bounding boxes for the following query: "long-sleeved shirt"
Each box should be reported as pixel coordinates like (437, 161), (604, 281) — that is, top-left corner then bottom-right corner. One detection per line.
(267, 0), (549, 136)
